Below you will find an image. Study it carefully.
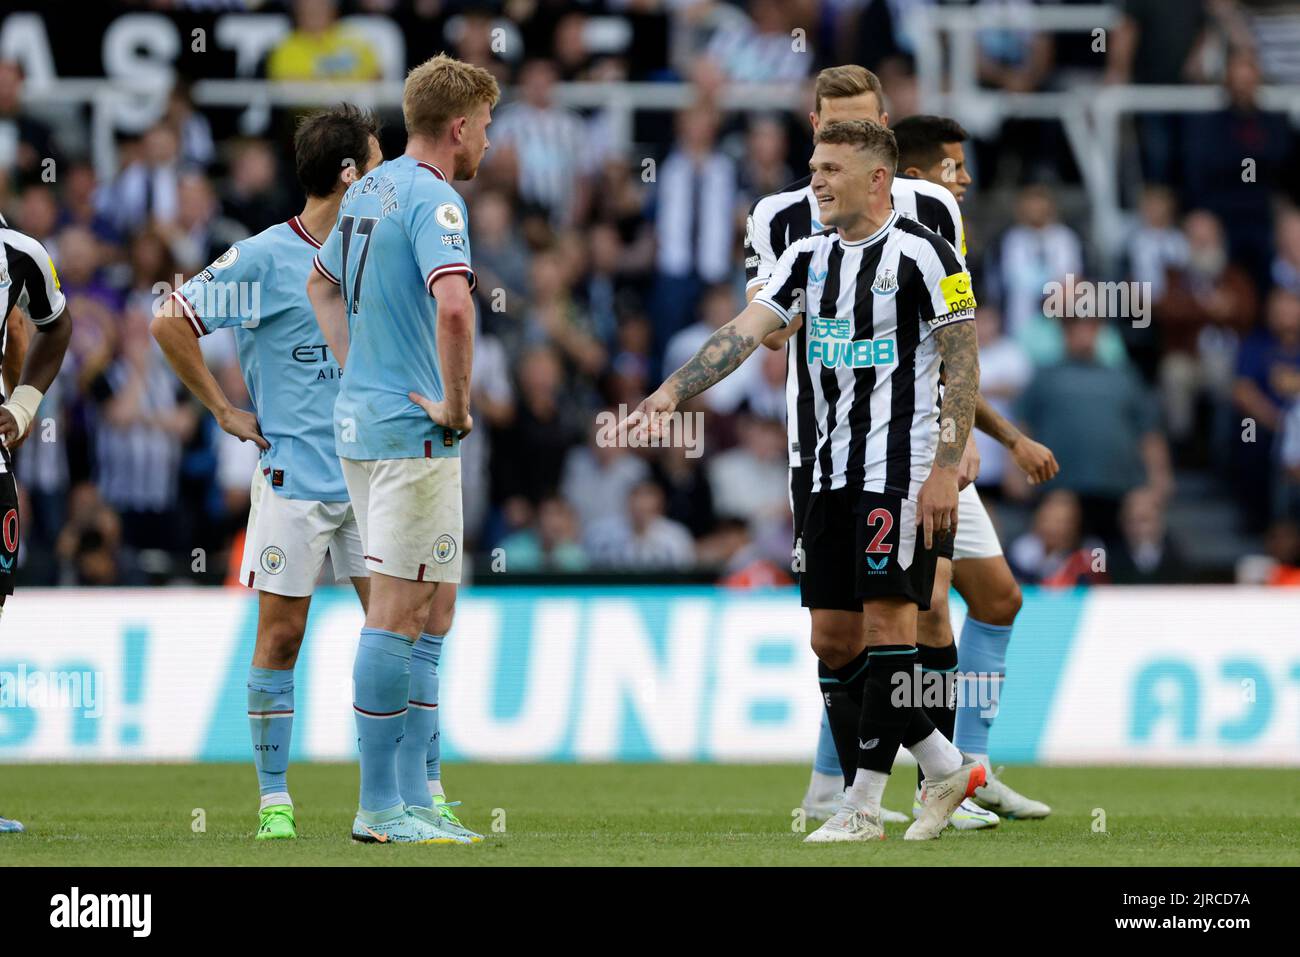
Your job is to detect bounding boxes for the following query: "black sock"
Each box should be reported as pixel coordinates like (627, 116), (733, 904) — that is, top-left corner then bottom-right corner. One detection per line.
(916, 642), (958, 786)
(819, 650), (870, 789)
(856, 646), (918, 775)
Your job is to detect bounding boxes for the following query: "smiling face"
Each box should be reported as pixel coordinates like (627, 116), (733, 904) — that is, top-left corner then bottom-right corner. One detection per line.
(809, 140), (888, 230)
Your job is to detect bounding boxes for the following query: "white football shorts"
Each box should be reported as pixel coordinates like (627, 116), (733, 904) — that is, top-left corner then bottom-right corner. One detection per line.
(340, 456), (463, 583)
(953, 482), (1004, 561)
(239, 467), (366, 596)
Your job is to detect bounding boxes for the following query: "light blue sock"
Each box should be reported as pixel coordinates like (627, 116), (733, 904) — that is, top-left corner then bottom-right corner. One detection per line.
(421, 634), (445, 788)
(954, 618), (1013, 755)
(353, 628), (414, 814)
(397, 633), (442, 808)
(813, 710), (840, 776)
(247, 666), (294, 801)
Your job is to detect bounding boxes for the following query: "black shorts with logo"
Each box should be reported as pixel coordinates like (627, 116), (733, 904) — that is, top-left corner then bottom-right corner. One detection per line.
(798, 485), (950, 612)
(0, 458), (17, 598)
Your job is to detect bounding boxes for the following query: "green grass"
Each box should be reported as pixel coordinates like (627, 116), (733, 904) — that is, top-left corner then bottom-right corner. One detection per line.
(2, 764), (1298, 866)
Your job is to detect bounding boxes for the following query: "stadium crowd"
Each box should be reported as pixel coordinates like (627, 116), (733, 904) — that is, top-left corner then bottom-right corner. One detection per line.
(2, 0), (1300, 587)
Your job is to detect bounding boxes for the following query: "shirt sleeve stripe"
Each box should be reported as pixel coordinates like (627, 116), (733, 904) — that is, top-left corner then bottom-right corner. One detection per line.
(426, 263), (477, 295)
(171, 290), (207, 337)
(312, 256), (341, 286)
(752, 296), (791, 327)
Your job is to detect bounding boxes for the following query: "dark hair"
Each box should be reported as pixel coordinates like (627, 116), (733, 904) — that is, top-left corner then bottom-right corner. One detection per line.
(294, 104), (381, 198)
(892, 115), (968, 171)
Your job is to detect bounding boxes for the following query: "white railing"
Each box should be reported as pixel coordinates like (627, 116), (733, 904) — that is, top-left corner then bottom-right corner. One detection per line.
(910, 3), (1300, 266)
(18, 1), (1300, 269)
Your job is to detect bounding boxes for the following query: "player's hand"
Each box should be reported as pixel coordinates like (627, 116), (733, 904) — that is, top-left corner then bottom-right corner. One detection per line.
(957, 435), (980, 490)
(1010, 435), (1059, 485)
(619, 389), (676, 444)
(217, 406), (270, 450)
(0, 407), (33, 449)
(409, 392), (473, 439)
(917, 465), (959, 550)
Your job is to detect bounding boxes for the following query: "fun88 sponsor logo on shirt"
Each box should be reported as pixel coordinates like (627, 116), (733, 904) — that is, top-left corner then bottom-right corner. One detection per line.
(805, 315), (896, 369)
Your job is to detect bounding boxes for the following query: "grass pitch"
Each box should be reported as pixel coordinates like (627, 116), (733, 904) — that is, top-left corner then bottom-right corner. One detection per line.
(2, 763), (1297, 866)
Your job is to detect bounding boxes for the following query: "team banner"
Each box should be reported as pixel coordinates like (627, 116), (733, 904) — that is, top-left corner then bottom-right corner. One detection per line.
(0, 587), (1294, 765)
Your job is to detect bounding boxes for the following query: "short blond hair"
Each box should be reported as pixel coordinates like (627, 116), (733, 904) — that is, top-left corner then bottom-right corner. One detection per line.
(403, 54), (500, 138)
(814, 65), (884, 116)
(814, 120), (898, 172)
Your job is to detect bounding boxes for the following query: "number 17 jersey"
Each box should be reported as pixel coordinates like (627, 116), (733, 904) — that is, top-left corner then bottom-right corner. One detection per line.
(313, 155), (475, 462)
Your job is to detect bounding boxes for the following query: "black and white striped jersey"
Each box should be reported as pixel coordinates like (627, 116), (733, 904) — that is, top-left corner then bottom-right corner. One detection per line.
(0, 215), (66, 345)
(752, 210), (977, 499)
(744, 173), (965, 468)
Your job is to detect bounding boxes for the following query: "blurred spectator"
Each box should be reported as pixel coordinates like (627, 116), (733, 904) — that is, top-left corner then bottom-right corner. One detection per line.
(525, 247), (607, 380)
(975, 0), (1058, 183)
(1184, 49), (1292, 289)
(267, 0), (381, 82)
(470, 189), (532, 335)
(95, 124), (183, 238)
(1233, 288), (1300, 531)
(703, 0), (813, 83)
(54, 483), (124, 587)
(971, 305), (1032, 492)
(163, 81), (216, 171)
(499, 495), (589, 571)
(706, 410), (788, 531)
(587, 479), (695, 569)
(220, 140), (293, 236)
(87, 311), (197, 558)
(1018, 316), (1172, 542)
(1007, 489), (1108, 586)
(489, 59), (597, 227)
(446, 6), (512, 86)
(0, 59), (58, 181)
(464, 330), (516, 545)
(992, 185), (1084, 340)
(1104, 0), (1210, 186)
(650, 101), (739, 364)
(1153, 209), (1257, 447)
(163, 172), (246, 273)
(737, 114), (794, 210)
(1270, 206), (1300, 297)
(561, 414), (650, 533)
(1108, 487), (1190, 584)
(494, 344), (585, 511)
(1126, 186), (1188, 301)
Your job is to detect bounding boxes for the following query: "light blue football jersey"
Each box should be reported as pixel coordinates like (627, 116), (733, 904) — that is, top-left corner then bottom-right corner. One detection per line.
(312, 155), (474, 461)
(173, 216), (347, 501)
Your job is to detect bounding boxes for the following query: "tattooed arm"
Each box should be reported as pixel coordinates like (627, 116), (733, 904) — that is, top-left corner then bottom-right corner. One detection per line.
(624, 302), (783, 439)
(917, 319), (979, 547)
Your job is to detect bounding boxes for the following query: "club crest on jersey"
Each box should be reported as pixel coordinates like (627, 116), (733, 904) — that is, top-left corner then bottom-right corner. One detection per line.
(433, 534), (457, 564)
(212, 247), (239, 270)
(0, 261), (9, 289)
(435, 203), (464, 230)
(871, 268), (898, 296)
(260, 546), (286, 575)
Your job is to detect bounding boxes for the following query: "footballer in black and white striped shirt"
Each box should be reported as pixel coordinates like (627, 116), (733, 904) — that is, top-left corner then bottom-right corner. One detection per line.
(626, 119), (986, 841)
(0, 210), (74, 609)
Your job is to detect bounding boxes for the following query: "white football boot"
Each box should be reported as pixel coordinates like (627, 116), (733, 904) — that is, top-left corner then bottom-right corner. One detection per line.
(972, 765), (1052, 819)
(805, 790), (909, 824)
(912, 789), (999, 830)
(804, 804), (886, 843)
(904, 760), (987, 841)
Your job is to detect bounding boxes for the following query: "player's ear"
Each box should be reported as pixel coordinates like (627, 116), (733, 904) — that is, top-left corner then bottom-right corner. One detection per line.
(450, 115), (467, 144)
(339, 156), (360, 186)
(879, 111), (889, 127)
(808, 111), (819, 132)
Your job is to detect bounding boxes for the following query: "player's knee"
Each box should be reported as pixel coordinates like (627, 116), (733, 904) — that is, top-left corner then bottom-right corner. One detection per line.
(969, 580), (1022, 627)
(260, 618), (306, 667)
(810, 624), (858, 667)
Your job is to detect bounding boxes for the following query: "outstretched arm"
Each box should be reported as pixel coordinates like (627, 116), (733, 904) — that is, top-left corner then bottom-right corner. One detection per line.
(626, 301), (783, 438)
(0, 306), (72, 448)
